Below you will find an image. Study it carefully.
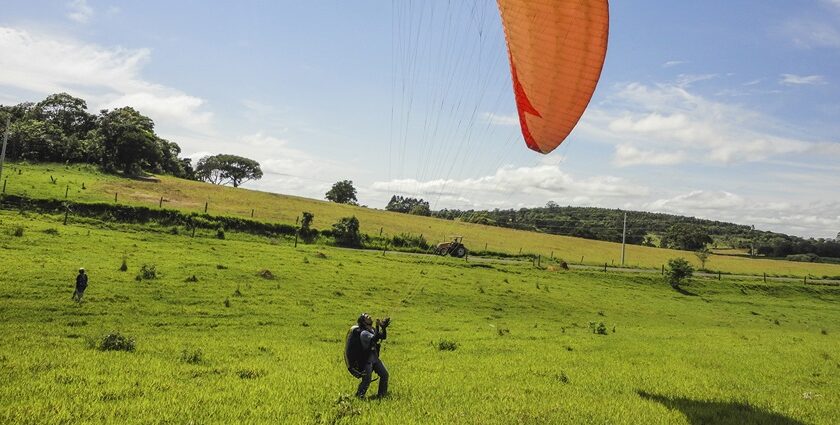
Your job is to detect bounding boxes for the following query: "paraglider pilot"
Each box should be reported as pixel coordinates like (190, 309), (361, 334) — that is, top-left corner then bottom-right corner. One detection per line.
(356, 313), (390, 398)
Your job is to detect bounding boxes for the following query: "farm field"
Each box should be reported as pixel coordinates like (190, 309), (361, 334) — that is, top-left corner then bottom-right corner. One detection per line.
(0, 211), (837, 424)
(4, 162), (840, 279)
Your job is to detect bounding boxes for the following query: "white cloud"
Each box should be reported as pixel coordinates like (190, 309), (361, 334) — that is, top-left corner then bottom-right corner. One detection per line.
(780, 73), (827, 85)
(612, 145), (687, 167)
(675, 73), (718, 87)
(782, 19), (840, 48)
(67, 0), (93, 24)
(663, 60), (687, 68)
(643, 191), (840, 238)
(484, 112), (519, 126)
(646, 190), (746, 212)
(578, 82), (831, 166)
(0, 27), (213, 135)
(230, 133), (351, 198)
(371, 162), (649, 209)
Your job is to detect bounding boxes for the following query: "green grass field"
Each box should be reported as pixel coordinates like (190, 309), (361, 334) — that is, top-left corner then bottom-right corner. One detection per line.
(4, 162), (840, 279)
(1, 210), (837, 424)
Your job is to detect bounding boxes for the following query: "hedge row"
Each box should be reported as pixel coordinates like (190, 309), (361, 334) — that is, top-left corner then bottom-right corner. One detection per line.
(0, 194), (304, 237)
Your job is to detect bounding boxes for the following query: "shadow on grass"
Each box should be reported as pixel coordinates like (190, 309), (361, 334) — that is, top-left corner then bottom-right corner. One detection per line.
(638, 391), (805, 425)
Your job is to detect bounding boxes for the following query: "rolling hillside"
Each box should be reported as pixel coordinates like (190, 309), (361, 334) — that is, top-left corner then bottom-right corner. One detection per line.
(4, 162), (840, 278)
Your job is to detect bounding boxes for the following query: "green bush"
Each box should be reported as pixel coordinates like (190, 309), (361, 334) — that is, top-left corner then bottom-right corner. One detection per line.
(98, 332), (135, 352)
(391, 233), (429, 250)
(332, 216), (361, 248)
(435, 339), (458, 351)
(589, 321), (608, 335)
(665, 257), (694, 288)
(136, 264), (157, 281)
(180, 348), (203, 364)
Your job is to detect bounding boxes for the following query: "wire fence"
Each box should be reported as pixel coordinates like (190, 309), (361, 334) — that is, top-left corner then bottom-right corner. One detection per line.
(1, 166), (838, 285)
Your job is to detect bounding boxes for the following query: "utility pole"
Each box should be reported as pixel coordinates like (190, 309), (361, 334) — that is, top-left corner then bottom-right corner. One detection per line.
(620, 212), (627, 266)
(0, 115), (10, 186)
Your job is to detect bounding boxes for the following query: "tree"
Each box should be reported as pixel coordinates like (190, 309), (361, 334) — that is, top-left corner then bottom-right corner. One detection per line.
(332, 216), (361, 247)
(409, 203), (431, 216)
(195, 154), (263, 187)
(665, 257), (694, 289)
(326, 180), (358, 204)
(660, 224), (712, 251)
(694, 248), (711, 270)
(299, 211), (316, 243)
(33, 93), (94, 138)
(95, 107), (160, 175)
(386, 195), (430, 215)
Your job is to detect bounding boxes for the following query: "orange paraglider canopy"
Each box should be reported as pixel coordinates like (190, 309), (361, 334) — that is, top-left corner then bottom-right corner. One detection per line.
(497, 0), (609, 154)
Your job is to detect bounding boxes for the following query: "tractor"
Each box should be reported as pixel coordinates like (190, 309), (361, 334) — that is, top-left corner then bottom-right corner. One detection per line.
(435, 236), (468, 258)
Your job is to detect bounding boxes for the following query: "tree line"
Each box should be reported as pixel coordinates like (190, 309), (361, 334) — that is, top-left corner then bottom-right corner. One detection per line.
(430, 202), (840, 261)
(1, 93), (263, 187)
(1, 93), (194, 178)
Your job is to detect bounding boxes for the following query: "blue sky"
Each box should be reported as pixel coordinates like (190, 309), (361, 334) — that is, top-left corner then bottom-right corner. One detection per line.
(1, 0), (838, 238)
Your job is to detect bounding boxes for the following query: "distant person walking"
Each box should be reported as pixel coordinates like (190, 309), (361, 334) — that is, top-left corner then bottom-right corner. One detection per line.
(71, 268), (88, 302)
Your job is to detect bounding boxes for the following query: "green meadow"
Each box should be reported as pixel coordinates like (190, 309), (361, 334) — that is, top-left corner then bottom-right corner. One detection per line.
(0, 210), (837, 424)
(4, 162), (840, 279)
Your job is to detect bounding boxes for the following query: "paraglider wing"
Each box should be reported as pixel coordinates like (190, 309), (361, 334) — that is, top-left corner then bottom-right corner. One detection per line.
(497, 0), (609, 154)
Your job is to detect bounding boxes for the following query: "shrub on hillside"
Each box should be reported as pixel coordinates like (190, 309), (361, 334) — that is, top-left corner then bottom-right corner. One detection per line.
(332, 216), (362, 248)
(786, 253), (820, 263)
(665, 257), (694, 288)
(589, 321), (608, 335)
(98, 332), (136, 352)
(299, 211), (316, 243)
(435, 339), (458, 351)
(135, 264), (157, 281)
(180, 348), (203, 364)
(391, 233), (429, 250)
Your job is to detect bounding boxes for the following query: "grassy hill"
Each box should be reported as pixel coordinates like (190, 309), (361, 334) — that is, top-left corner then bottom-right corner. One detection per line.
(0, 210), (837, 424)
(4, 162), (840, 279)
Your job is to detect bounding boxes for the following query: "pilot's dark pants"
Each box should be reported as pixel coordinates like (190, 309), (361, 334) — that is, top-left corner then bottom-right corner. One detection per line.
(356, 359), (389, 398)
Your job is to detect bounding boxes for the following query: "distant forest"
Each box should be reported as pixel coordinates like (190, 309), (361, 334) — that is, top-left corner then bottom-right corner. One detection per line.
(431, 203), (840, 262)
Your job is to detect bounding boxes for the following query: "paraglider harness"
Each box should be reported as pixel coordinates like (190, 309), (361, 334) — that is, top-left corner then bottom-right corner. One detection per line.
(344, 316), (389, 379)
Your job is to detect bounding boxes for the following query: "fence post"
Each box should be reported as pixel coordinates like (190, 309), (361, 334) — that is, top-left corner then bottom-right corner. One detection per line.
(65, 185), (69, 198)
(379, 227), (383, 236)
(63, 209), (69, 225)
(519, 247), (522, 255)
(804, 276), (807, 284)
(204, 202), (208, 213)
(537, 255), (541, 268)
(604, 263), (607, 272)
(114, 192), (118, 203)
(661, 265), (664, 275)
(763, 273), (766, 283)
(718, 271), (721, 280)
(484, 243), (488, 251)
(580, 256), (584, 264)
(294, 231), (298, 248)
(550, 251), (554, 259)
(251, 209), (254, 218)
(159, 197), (163, 208)
(2, 177), (6, 193)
